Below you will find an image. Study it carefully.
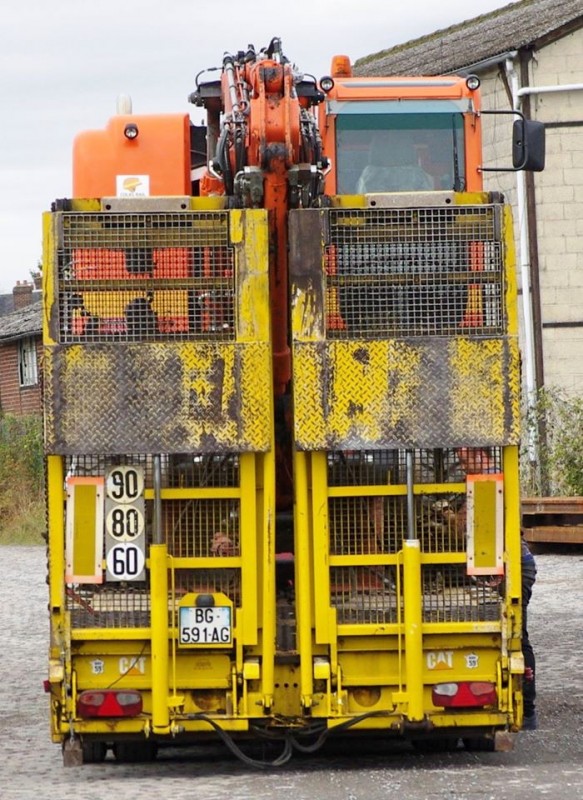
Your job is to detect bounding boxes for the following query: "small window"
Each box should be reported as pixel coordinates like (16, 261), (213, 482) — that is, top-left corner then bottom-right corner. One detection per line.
(18, 337), (38, 387)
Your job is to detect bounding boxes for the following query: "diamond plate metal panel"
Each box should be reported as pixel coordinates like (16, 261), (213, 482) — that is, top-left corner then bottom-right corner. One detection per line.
(44, 341), (271, 454)
(293, 337), (520, 450)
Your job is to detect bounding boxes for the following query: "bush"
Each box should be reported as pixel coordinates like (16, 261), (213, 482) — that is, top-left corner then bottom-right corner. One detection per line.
(0, 414), (45, 543)
(521, 388), (583, 496)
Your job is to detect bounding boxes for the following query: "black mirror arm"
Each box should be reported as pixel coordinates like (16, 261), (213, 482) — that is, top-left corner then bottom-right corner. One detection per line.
(477, 109), (529, 172)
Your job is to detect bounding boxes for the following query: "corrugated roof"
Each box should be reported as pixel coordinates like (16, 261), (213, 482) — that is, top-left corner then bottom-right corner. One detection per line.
(0, 301), (42, 341)
(355, 0), (583, 76)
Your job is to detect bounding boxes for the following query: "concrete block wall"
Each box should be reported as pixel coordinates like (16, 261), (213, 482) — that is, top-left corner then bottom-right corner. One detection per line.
(479, 26), (583, 395)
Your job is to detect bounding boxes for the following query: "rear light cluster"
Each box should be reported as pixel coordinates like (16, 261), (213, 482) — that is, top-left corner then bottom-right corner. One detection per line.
(77, 689), (143, 718)
(432, 681), (497, 708)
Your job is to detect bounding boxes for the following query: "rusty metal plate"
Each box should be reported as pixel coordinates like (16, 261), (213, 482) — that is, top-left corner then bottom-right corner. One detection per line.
(292, 337), (520, 450)
(44, 341), (271, 454)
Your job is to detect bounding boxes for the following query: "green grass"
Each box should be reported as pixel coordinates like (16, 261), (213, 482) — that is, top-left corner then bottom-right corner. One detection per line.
(0, 414), (45, 545)
(0, 497), (45, 545)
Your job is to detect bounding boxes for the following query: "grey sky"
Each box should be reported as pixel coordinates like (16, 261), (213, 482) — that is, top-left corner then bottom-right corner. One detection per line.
(0, 0), (515, 293)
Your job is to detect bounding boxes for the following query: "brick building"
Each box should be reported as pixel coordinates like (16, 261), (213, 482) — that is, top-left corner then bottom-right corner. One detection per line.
(0, 282), (42, 415)
(355, 0), (583, 396)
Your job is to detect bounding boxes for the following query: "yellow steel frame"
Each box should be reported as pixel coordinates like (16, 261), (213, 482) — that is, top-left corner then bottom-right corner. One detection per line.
(290, 194), (524, 731)
(44, 192), (524, 746)
(44, 202), (277, 741)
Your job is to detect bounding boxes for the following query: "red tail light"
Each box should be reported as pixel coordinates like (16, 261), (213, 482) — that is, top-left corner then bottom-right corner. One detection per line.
(432, 681), (497, 708)
(77, 689), (143, 718)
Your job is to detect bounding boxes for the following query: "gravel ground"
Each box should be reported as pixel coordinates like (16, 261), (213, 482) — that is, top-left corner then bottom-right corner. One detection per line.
(1, 545), (582, 799)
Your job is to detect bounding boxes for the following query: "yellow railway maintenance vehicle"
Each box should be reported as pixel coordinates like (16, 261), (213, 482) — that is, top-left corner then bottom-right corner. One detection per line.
(43, 40), (545, 765)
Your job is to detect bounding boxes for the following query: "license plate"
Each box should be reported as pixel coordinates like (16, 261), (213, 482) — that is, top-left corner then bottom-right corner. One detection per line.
(178, 606), (232, 646)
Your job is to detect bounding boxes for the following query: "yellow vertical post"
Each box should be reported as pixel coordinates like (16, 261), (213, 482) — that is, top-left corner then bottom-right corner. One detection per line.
(260, 449), (276, 709)
(239, 453), (258, 646)
(503, 445), (521, 601)
(403, 538), (424, 722)
(503, 441), (523, 715)
(150, 543), (169, 731)
(47, 455), (65, 609)
(294, 450), (314, 707)
(311, 452), (332, 645)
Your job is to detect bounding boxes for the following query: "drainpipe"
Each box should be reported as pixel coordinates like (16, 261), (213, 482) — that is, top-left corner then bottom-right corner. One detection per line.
(518, 82), (583, 98)
(504, 57), (538, 465)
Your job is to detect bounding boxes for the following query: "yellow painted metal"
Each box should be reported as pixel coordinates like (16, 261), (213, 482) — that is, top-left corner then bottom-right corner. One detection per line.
(43, 207), (273, 455)
(42, 213), (58, 347)
(47, 456), (65, 610)
(504, 445), (523, 642)
(503, 205), (519, 337)
(70, 628), (149, 640)
(150, 544), (170, 731)
(45, 346), (273, 456)
(330, 191), (492, 209)
(44, 190), (524, 746)
(294, 450), (314, 708)
(44, 202), (279, 744)
(229, 210), (271, 343)
(144, 487), (241, 500)
(239, 453), (258, 645)
(259, 449), (276, 709)
(59, 197), (228, 213)
(466, 475), (504, 575)
(402, 539), (424, 721)
(327, 483), (466, 498)
(65, 477), (104, 583)
(448, 338), (520, 443)
(293, 337), (520, 449)
(311, 453), (335, 646)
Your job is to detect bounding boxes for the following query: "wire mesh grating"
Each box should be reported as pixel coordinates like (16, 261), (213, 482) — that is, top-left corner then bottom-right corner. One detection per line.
(173, 569), (241, 609)
(64, 452), (242, 629)
(57, 211), (235, 343)
(422, 565), (502, 622)
(324, 206), (504, 338)
(326, 447), (504, 625)
(163, 499), (240, 559)
(66, 584), (151, 629)
(330, 566), (399, 624)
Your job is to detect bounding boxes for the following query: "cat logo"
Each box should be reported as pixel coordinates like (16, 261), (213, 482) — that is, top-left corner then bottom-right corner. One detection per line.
(426, 650), (454, 670)
(119, 656), (146, 675)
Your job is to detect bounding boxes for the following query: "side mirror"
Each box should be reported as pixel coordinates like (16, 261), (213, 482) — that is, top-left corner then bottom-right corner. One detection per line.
(480, 110), (546, 173)
(512, 118), (545, 172)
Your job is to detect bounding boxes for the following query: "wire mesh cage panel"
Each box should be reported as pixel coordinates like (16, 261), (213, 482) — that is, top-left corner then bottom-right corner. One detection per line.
(172, 569), (241, 608)
(65, 453), (241, 490)
(327, 450), (400, 486)
(327, 448), (478, 486)
(330, 566), (399, 624)
(163, 499), (240, 558)
(328, 496), (406, 556)
(66, 584), (151, 629)
(64, 452), (242, 629)
(326, 448), (489, 555)
(167, 454), (240, 488)
(325, 446), (504, 626)
(56, 211), (235, 343)
(324, 205), (503, 338)
(422, 565), (501, 622)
